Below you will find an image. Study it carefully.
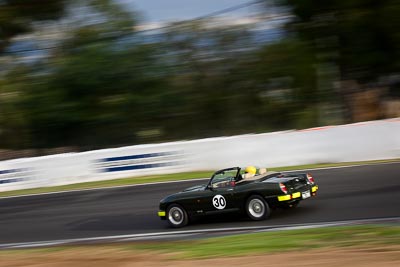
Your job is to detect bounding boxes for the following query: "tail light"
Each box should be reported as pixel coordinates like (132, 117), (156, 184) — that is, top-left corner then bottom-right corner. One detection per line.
(279, 183), (288, 194)
(306, 173), (315, 184)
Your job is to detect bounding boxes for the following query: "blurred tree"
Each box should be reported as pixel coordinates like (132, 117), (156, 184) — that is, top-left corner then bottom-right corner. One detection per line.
(265, 0), (400, 124)
(8, 0), (395, 152)
(0, 0), (66, 53)
(0, 0), (164, 150)
(159, 21), (259, 137)
(16, 0), (160, 149)
(252, 39), (319, 128)
(22, 45), (166, 149)
(274, 0), (400, 82)
(0, 66), (32, 149)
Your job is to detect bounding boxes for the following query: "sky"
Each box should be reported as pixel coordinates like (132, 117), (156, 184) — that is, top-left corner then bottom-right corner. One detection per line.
(117, 0), (257, 24)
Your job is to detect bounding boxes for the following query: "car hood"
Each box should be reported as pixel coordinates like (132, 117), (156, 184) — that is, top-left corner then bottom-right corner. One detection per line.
(182, 184), (207, 192)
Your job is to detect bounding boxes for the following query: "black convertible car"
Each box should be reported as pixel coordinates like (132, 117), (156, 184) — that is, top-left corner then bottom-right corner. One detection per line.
(158, 166), (319, 227)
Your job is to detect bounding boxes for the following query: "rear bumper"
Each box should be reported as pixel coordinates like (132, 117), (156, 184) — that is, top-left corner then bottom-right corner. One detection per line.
(277, 185), (318, 202)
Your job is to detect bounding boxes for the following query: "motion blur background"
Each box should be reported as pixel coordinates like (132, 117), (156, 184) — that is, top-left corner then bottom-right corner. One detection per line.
(1, 0), (399, 160)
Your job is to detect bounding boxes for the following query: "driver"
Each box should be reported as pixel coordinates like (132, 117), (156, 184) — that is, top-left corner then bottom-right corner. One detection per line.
(244, 166), (257, 178)
(237, 166), (257, 182)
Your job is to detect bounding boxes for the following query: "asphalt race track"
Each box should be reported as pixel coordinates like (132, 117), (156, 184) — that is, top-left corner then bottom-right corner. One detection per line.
(1, 162), (400, 244)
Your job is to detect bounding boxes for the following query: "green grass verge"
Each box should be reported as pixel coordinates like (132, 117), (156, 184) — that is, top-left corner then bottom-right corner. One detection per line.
(1, 158), (399, 198)
(2, 225), (399, 259)
(132, 225), (400, 259)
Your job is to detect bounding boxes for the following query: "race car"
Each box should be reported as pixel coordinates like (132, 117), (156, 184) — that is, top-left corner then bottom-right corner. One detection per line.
(158, 166), (319, 227)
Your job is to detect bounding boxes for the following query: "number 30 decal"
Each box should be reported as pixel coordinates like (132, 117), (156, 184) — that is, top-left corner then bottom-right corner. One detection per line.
(212, 195), (226, 210)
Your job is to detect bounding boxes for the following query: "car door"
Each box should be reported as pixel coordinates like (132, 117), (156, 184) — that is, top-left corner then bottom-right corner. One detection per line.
(196, 168), (239, 215)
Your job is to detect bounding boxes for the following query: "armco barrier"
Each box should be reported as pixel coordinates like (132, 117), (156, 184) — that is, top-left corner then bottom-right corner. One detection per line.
(0, 119), (399, 192)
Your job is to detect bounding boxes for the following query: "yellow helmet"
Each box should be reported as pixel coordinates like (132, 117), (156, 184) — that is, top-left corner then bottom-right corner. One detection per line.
(245, 166), (256, 175)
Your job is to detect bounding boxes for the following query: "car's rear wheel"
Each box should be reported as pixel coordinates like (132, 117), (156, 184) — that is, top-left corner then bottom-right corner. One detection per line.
(245, 195), (270, 221)
(167, 204), (189, 228)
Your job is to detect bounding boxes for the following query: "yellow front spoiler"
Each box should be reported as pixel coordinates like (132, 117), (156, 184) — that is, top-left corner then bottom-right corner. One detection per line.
(158, 211), (166, 217)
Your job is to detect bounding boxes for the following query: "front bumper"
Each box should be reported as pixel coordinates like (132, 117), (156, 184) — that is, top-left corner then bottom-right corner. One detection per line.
(277, 185), (318, 202)
(158, 210), (166, 220)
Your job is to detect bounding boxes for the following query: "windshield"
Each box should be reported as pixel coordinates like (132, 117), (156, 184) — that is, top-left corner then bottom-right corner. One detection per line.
(209, 168), (240, 189)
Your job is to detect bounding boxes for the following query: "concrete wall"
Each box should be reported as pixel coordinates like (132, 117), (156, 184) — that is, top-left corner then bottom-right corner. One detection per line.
(1, 119), (399, 192)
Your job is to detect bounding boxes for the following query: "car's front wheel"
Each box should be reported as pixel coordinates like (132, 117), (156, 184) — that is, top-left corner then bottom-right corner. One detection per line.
(245, 195), (270, 221)
(167, 204), (189, 228)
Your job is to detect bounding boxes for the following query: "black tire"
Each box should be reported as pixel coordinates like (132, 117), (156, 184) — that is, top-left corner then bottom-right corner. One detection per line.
(245, 195), (270, 221)
(166, 204), (189, 228)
